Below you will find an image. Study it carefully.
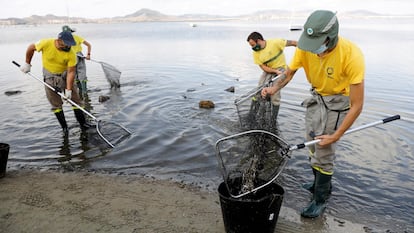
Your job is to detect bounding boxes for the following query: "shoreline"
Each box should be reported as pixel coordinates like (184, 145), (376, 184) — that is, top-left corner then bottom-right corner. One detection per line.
(0, 169), (369, 233)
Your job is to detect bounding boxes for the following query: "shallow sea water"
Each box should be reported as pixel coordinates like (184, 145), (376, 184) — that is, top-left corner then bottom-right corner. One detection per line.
(0, 18), (413, 232)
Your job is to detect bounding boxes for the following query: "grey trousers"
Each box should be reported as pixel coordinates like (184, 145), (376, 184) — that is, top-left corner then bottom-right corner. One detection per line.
(258, 72), (281, 106)
(302, 92), (350, 174)
(43, 68), (83, 112)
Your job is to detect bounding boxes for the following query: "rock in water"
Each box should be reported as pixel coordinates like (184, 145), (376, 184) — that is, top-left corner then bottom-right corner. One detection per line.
(225, 86), (235, 93)
(4, 90), (22, 96)
(199, 100), (215, 109)
(99, 95), (110, 102)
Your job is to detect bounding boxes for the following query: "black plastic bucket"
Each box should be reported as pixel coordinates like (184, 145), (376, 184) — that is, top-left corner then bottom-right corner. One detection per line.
(218, 181), (284, 233)
(0, 143), (10, 178)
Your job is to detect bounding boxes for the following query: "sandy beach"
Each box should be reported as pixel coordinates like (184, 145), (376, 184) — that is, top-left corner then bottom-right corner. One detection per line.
(0, 169), (370, 233)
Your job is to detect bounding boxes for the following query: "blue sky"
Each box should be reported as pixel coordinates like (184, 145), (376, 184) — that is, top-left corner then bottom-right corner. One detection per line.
(1, 0), (413, 19)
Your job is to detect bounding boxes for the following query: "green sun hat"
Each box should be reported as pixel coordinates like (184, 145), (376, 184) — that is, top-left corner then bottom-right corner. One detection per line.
(298, 10), (339, 51)
(62, 25), (76, 32)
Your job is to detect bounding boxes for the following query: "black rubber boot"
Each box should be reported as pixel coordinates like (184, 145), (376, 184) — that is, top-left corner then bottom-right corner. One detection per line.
(55, 111), (68, 135)
(73, 109), (90, 130)
(301, 171), (332, 218)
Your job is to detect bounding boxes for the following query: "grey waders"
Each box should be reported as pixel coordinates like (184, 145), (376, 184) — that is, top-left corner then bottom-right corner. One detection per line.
(301, 170), (332, 218)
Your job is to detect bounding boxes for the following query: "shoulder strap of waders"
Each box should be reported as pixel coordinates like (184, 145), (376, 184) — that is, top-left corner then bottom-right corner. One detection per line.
(263, 50), (283, 65)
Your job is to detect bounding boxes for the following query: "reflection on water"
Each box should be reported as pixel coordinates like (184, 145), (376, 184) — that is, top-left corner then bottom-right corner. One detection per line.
(1, 20), (413, 232)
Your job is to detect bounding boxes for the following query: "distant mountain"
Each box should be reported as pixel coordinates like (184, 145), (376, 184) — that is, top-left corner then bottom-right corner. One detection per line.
(0, 8), (411, 26)
(113, 8), (179, 21)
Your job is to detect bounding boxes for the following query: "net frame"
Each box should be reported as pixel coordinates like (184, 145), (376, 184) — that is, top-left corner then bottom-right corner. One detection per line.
(215, 130), (291, 198)
(95, 120), (132, 148)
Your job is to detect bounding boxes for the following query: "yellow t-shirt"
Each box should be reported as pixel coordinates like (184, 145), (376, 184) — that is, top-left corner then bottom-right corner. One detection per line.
(289, 37), (365, 96)
(253, 38), (287, 69)
(35, 39), (77, 74)
(72, 34), (85, 54)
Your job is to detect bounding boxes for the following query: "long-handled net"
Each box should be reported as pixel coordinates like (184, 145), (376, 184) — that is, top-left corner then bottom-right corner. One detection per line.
(95, 120), (131, 148)
(98, 61), (121, 88)
(215, 115), (401, 199)
(215, 130), (290, 199)
(79, 55), (121, 88)
(235, 74), (282, 132)
(13, 61), (131, 148)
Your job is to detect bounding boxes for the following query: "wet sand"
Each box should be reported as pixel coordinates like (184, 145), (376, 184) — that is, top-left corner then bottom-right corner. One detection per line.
(0, 169), (368, 233)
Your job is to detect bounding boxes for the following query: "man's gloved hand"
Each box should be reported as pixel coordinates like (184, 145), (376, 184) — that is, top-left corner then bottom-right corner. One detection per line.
(20, 63), (31, 73)
(63, 89), (72, 101)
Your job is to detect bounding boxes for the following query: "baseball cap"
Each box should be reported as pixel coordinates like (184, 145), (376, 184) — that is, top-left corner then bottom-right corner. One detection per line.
(58, 31), (76, 46)
(298, 10), (339, 51)
(62, 25), (76, 32)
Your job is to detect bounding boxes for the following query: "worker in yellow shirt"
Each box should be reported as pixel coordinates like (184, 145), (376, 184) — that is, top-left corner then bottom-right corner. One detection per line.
(247, 32), (297, 130)
(62, 25), (92, 99)
(262, 10), (365, 218)
(20, 31), (89, 135)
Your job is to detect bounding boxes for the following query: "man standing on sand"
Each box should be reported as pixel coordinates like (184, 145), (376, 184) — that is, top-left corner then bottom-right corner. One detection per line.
(20, 31), (89, 135)
(262, 10), (365, 218)
(62, 25), (92, 99)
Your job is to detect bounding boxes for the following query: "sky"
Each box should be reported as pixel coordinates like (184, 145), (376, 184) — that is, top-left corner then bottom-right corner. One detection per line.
(1, 0), (413, 19)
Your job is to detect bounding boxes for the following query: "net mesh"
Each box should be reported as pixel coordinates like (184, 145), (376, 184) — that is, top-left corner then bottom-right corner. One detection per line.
(215, 130), (290, 198)
(101, 62), (121, 88)
(96, 120), (131, 147)
(235, 91), (279, 134)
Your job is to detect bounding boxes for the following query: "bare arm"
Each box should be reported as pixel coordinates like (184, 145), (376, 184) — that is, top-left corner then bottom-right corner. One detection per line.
(66, 66), (76, 91)
(83, 40), (92, 60)
(261, 67), (297, 97)
(25, 44), (36, 64)
(259, 64), (283, 75)
(286, 40), (297, 47)
(316, 81), (365, 146)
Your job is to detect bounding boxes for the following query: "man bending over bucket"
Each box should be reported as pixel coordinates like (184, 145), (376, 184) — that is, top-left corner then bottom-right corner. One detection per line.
(20, 31), (90, 135)
(262, 10), (365, 218)
(247, 32), (297, 124)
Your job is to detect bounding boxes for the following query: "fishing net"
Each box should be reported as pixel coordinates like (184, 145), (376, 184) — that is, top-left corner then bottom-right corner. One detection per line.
(100, 62), (121, 88)
(215, 130), (290, 198)
(234, 74), (282, 133)
(235, 90), (279, 134)
(95, 120), (131, 148)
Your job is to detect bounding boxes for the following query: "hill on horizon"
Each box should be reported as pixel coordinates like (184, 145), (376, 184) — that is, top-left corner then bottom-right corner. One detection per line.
(1, 8), (411, 25)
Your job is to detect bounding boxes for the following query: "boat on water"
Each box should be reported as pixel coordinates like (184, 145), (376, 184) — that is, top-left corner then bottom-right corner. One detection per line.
(189, 23), (197, 27)
(289, 25), (302, 31)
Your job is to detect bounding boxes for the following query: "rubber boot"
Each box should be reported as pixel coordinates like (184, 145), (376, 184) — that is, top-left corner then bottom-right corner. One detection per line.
(73, 108), (90, 130)
(302, 167), (317, 193)
(301, 171), (332, 218)
(55, 111), (68, 135)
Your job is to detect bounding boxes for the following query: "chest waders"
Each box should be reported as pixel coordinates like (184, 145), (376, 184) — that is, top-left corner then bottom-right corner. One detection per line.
(301, 90), (350, 218)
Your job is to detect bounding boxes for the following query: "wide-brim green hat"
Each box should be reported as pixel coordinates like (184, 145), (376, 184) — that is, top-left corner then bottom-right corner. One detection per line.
(298, 10), (338, 51)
